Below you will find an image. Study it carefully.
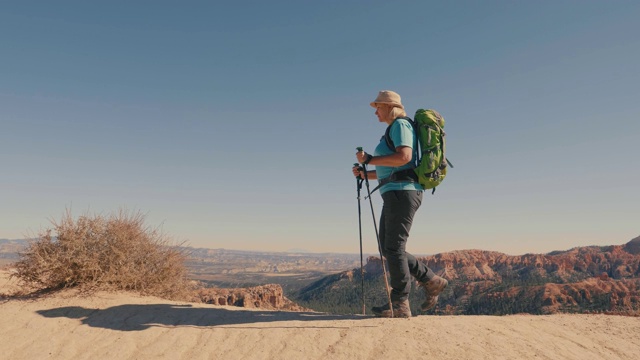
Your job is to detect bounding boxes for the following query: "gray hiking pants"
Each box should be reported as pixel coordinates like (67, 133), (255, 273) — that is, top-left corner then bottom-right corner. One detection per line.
(379, 190), (437, 302)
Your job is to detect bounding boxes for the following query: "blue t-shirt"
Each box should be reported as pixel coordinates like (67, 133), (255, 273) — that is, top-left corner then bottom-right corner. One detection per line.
(373, 119), (424, 194)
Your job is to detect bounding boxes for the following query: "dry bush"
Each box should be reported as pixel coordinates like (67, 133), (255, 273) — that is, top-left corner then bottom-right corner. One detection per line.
(13, 209), (191, 300)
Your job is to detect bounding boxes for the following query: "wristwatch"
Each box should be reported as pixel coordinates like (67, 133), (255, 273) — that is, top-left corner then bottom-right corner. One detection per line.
(363, 154), (373, 165)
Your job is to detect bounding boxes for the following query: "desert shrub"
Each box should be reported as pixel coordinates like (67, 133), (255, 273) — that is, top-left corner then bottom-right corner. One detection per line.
(14, 209), (191, 299)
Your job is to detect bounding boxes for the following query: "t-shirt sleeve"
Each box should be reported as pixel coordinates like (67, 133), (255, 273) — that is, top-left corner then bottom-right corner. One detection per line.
(389, 120), (414, 149)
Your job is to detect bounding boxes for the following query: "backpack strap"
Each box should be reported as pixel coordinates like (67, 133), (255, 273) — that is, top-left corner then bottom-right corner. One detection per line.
(385, 116), (420, 169)
(368, 168), (418, 195)
(369, 117), (419, 196)
(432, 123), (453, 169)
(384, 116), (414, 152)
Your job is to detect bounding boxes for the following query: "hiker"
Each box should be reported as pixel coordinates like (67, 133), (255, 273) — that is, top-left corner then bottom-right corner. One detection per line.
(352, 90), (448, 318)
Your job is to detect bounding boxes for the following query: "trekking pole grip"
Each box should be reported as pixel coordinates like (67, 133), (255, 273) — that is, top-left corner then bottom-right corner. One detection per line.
(354, 163), (364, 181)
(356, 147), (365, 168)
(356, 147), (368, 171)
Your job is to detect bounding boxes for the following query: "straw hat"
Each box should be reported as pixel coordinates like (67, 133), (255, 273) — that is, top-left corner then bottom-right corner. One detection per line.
(370, 90), (404, 109)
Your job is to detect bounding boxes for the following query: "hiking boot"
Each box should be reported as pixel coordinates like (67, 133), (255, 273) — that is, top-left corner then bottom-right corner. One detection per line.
(419, 275), (448, 311)
(371, 299), (411, 318)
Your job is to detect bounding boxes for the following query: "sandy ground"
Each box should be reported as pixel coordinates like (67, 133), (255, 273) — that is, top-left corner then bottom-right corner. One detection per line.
(2, 269), (639, 360)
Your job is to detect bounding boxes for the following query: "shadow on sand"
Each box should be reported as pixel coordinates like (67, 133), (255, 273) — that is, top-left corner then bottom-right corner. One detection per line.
(37, 304), (374, 331)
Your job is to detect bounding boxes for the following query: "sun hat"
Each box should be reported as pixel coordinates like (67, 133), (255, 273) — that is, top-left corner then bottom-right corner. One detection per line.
(370, 90), (404, 109)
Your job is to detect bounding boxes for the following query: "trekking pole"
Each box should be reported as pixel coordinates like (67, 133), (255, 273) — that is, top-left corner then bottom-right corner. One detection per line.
(357, 147), (394, 318)
(354, 163), (366, 316)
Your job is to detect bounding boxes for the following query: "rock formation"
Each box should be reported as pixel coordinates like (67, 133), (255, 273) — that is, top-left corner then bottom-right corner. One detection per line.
(296, 237), (640, 316)
(192, 284), (310, 312)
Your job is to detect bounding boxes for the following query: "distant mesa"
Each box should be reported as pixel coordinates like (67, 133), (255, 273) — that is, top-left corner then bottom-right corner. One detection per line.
(286, 248), (310, 253)
(624, 235), (640, 255)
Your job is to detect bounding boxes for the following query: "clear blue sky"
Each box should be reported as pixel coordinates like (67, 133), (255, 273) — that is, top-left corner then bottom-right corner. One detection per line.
(2, 1), (639, 255)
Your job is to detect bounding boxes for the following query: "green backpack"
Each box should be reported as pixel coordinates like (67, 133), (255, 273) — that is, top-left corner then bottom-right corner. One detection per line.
(384, 109), (453, 193)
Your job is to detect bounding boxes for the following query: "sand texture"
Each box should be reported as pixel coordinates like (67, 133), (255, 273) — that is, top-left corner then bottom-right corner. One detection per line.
(2, 270), (639, 360)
